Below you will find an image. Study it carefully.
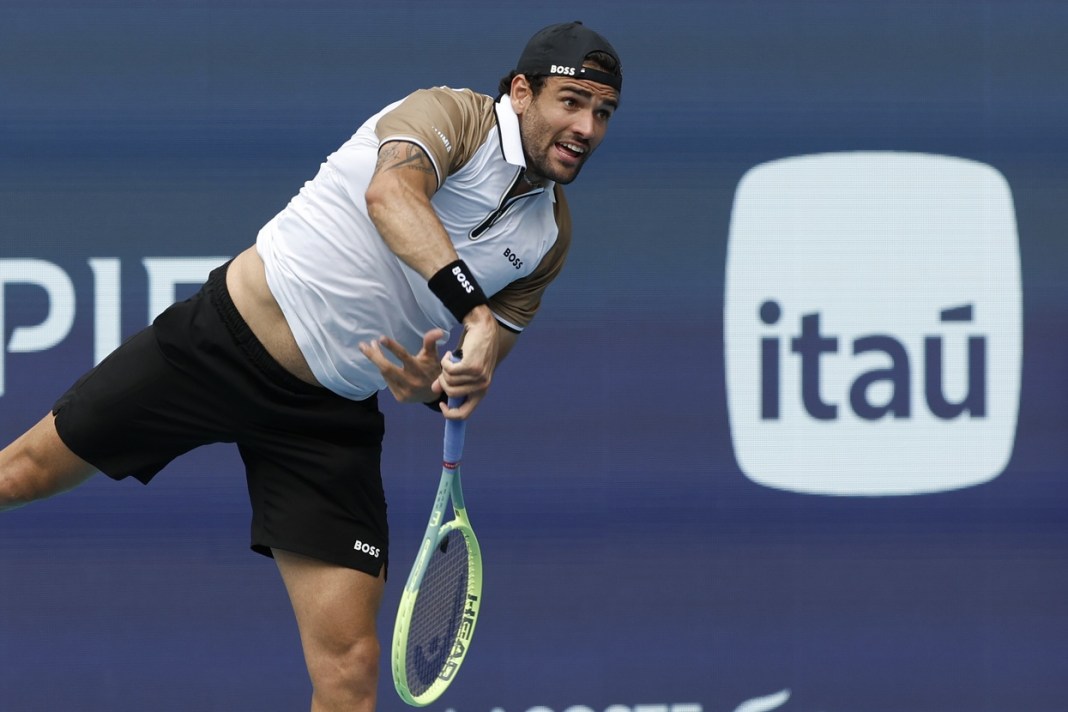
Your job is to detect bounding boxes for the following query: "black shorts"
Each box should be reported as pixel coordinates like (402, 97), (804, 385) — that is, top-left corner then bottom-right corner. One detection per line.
(52, 262), (389, 576)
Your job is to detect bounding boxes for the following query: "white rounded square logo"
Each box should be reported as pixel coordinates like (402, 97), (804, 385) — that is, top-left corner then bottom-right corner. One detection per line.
(724, 152), (1022, 496)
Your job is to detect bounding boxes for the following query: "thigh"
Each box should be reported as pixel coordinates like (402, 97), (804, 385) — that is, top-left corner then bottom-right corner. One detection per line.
(273, 548), (386, 706)
(274, 548), (386, 642)
(273, 550), (386, 687)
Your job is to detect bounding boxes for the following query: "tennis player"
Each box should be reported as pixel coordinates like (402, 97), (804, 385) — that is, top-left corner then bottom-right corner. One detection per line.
(0, 21), (621, 711)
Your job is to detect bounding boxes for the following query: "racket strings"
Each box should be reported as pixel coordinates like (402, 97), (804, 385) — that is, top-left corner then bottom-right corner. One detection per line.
(405, 529), (471, 696)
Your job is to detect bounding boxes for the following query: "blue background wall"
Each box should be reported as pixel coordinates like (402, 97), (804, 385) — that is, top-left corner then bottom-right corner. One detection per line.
(1, 2), (1066, 710)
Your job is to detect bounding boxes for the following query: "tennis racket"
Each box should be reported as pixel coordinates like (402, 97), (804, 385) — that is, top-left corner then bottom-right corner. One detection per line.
(391, 369), (483, 706)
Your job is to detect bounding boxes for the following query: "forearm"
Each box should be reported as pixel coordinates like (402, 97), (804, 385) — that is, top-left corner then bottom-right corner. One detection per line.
(367, 187), (457, 279)
(365, 141), (457, 279)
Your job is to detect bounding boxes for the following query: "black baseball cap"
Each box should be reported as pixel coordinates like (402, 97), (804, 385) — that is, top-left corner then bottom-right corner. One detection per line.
(515, 21), (622, 92)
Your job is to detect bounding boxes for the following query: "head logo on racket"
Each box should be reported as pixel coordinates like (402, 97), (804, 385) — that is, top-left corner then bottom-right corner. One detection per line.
(391, 353), (484, 706)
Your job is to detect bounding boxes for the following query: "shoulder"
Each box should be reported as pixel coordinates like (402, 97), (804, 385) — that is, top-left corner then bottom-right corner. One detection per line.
(374, 87), (497, 182)
(376, 87), (494, 135)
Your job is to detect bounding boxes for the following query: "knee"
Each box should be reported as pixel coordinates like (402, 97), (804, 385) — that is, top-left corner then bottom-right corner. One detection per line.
(0, 446), (35, 510)
(307, 632), (380, 711)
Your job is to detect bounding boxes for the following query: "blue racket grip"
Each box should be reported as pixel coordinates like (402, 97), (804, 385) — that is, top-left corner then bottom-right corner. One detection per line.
(442, 350), (467, 464)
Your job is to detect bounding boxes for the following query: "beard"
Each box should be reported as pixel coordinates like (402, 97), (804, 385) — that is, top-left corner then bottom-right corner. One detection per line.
(524, 147), (586, 185)
(519, 106), (590, 185)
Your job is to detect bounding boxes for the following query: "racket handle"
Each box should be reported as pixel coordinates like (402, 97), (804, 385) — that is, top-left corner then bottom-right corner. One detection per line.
(443, 350), (467, 464)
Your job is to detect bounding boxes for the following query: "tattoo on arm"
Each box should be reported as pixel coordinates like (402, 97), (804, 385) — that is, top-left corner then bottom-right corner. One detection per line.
(376, 142), (437, 177)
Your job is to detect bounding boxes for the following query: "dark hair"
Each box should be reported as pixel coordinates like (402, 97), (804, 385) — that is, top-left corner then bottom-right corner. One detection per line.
(497, 50), (621, 96)
(497, 71), (547, 97)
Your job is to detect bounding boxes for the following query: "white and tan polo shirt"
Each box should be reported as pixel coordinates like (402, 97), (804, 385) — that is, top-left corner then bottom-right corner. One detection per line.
(256, 87), (571, 401)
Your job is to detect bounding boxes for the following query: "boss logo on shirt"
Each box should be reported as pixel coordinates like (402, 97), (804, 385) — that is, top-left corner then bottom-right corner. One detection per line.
(503, 247), (523, 270)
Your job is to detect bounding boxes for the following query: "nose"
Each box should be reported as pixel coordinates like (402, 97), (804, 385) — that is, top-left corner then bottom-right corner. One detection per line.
(571, 108), (596, 139)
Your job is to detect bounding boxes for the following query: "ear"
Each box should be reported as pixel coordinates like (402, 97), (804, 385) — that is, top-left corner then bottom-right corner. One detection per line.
(509, 74), (533, 113)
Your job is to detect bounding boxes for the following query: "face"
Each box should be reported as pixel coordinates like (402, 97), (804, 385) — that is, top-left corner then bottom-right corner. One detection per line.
(511, 73), (619, 185)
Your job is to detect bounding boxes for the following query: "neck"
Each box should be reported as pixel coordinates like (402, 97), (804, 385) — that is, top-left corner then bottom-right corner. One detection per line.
(520, 168), (546, 190)
(505, 169), (545, 200)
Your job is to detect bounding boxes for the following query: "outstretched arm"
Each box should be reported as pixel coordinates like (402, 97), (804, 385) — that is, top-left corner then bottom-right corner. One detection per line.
(363, 140), (499, 418)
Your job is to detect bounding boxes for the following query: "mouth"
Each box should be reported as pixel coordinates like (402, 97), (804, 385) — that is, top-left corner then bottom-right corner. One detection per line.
(554, 141), (588, 163)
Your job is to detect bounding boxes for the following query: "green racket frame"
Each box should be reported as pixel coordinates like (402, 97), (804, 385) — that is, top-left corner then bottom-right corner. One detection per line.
(392, 395), (483, 706)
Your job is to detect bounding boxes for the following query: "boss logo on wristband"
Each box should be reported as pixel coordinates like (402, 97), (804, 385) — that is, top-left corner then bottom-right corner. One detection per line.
(451, 265), (475, 294)
(429, 259), (488, 323)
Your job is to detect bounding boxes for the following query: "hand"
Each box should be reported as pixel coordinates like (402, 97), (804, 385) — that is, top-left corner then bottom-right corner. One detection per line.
(435, 306), (499, 420)
(359, 329), (445, 404)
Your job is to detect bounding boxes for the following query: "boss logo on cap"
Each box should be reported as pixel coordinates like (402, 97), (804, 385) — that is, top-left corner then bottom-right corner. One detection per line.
(550, 64), (577, 76)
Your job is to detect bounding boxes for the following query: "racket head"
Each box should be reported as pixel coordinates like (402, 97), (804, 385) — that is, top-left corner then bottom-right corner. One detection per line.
(392, 519), (483, 706)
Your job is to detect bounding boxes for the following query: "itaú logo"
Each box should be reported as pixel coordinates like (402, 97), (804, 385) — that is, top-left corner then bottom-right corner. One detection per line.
(724, 152), (1022, 496)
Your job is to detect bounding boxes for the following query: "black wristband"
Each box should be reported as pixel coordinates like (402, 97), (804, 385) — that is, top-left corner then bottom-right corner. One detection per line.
(428, 259), (489, 323)
(423, 392), (448, 413)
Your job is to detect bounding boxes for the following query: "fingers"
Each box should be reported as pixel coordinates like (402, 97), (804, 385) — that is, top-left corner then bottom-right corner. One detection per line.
(420, 328), (446, 355)
(439, 349), (492, 387)
(360, 329), (444, 369)
(358, 328), (493, 418)
(380, 329), (444, 364)
(438, 389), (483, 420)
(358, 338), (395, 372)
(359, 330), (446, 404)
(434, 348), (493, 420)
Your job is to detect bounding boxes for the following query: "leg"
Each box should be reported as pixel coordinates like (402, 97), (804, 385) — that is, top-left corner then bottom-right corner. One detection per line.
(274, 549), (386, 712)
(0, 413), (95, 511)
